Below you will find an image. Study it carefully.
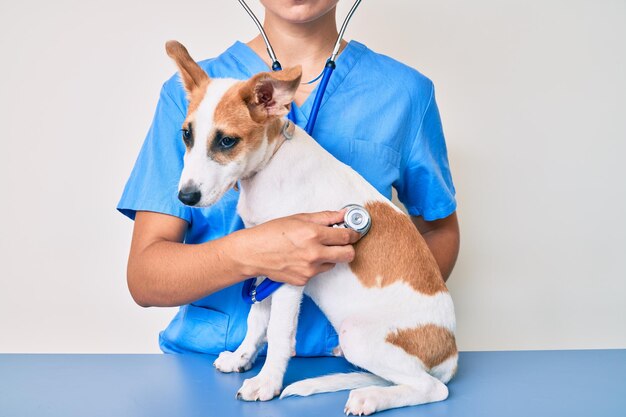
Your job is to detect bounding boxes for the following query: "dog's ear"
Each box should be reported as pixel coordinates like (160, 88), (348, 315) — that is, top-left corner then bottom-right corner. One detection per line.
(242, 66), (302, 123)
(165, 40), (210, 96)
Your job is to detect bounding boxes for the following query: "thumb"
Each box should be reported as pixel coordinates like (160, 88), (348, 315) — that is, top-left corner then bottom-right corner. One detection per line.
(300, 209), (346, 226)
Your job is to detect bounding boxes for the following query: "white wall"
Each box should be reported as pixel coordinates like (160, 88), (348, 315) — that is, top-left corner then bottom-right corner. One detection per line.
(0, 0), (624, 353)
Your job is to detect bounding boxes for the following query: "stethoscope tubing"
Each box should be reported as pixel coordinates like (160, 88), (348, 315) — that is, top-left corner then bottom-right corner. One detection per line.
(237, 0), (282, 70)
(305, 62), (335, 135)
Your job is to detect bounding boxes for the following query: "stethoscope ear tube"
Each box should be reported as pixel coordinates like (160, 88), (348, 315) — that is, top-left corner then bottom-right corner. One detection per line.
(331, 0), (363, 62)
(238, 0), (282, 71)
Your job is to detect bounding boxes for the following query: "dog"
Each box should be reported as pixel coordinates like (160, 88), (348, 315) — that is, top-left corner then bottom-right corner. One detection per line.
(166, 40), (457, 415)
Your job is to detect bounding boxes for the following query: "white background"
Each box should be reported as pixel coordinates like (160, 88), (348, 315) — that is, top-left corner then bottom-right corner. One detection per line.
(0, 0), (624, 353)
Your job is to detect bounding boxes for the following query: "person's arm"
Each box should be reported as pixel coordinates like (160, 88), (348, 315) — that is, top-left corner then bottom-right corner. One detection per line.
(127, 210), (360, 308)
(411, 211), (459, 282)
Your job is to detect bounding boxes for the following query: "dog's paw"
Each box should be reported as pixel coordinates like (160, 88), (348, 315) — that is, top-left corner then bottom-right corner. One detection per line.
(236, 374), (282, 401)
(213, 351), (253, 373)
(344, 387), (379, 416)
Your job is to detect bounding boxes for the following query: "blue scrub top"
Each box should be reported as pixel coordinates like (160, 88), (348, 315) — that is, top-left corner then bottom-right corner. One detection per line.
(117, 40), (456, 356)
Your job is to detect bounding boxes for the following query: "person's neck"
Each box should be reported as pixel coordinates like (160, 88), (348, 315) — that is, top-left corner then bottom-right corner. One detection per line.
(246, 8), (347, 106)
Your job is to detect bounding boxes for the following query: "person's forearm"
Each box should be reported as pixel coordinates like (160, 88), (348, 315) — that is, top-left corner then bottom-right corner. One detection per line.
(127, 232), (249, 308)
(411, 212), (459, 282)
(126, 210), (358, 308)
(421, 228), (459, 282)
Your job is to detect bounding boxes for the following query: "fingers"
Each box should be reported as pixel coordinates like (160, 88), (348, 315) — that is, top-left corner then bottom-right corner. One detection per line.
(293, 209), (361, 245)
(316, 245), (356, 264)
(316, 225), (361, 245)
(298, 210), (346, 226)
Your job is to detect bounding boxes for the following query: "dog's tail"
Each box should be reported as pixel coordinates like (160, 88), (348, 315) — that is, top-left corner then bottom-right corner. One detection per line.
(280, 372), (392, 398)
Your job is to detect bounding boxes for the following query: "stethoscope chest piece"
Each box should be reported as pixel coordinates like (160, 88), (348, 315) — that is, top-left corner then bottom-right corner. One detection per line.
(335, 204), (371, 236)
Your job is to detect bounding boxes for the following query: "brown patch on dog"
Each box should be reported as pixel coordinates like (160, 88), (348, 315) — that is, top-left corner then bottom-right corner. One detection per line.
(210, 82), (267, 164)
(386, 324), (457, 369)
(265, 118), (285, 143)
(165, 40), (211, 122)
(165, 41), (210, 100)
(240, 66), (302, 123)
(349, 201), (447, 295)
(209, 68), (300, 165)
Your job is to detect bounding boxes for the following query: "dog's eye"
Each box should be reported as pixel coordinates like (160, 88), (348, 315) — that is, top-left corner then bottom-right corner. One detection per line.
(182, 126), (193, 146)
(219, 136), (238, 149)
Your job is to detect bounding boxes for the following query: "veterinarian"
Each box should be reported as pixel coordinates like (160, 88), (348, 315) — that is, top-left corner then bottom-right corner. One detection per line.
(118, 0), (459, 356)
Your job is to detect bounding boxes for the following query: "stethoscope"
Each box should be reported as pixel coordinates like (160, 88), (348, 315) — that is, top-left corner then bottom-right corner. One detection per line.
(237, 0), (368, 304)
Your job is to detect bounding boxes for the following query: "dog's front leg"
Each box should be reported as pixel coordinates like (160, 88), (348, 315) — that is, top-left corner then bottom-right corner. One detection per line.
(214, 298), (271, 373)
(236, 284), (304, 401)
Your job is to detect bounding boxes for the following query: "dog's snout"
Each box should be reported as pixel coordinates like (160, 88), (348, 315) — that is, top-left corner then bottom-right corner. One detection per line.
(178, 186), (201, 206)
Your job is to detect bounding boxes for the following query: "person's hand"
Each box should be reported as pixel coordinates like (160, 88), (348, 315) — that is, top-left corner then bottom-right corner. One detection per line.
(235, 210), (361, 286)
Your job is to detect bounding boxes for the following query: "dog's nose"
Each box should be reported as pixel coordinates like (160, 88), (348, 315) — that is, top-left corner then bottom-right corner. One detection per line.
(178, 187), (201, 206)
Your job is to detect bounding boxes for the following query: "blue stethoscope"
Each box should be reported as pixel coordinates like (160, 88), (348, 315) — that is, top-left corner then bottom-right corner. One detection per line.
(238, 0), (365, 304)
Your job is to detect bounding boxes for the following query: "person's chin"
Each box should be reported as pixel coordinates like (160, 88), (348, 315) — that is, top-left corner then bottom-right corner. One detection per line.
(280, 2), (336, 24)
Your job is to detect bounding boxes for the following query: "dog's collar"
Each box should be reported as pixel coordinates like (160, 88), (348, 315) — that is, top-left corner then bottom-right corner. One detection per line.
(281, 120), (295, 140)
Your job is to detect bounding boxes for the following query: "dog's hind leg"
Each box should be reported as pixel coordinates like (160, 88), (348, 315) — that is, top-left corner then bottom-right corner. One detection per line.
(344, 375), (448, 416)
(339, 317), (453, 415)
(236, 284), (304, 401)
(214, 298), (271, 373)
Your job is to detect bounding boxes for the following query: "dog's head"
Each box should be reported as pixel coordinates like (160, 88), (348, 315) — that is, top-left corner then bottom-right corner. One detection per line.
(165, 41), (302, 207)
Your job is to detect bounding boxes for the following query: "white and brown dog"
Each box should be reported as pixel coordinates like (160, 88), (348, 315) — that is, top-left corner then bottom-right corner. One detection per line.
(166, 41), (457, 415)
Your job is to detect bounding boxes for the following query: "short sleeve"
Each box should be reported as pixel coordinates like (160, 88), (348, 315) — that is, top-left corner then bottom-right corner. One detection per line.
(394, 84), (456, 221)
(117, 82), (192, 223)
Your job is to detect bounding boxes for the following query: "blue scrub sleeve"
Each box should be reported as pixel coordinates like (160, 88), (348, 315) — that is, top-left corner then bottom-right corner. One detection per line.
(395, 84), (457, 221)
(117, 83), (192, 223)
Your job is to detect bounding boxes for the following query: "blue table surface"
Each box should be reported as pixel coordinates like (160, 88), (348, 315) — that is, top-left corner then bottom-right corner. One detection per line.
(1, 350), (624, 417)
